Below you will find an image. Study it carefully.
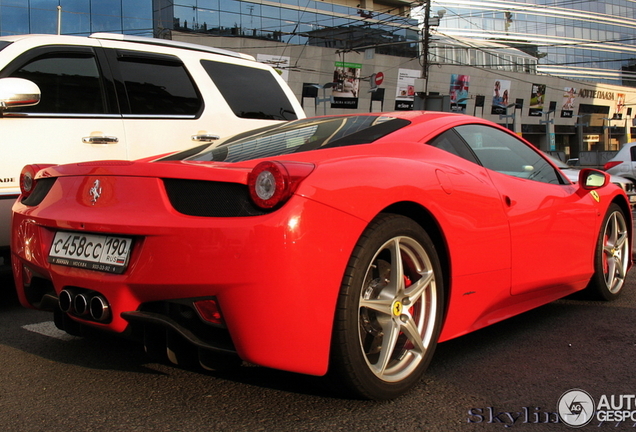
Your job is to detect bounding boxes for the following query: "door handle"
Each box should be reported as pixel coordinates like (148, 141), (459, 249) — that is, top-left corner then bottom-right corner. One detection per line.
(82, 136), (119, 144)
(191, 134), (220, 142)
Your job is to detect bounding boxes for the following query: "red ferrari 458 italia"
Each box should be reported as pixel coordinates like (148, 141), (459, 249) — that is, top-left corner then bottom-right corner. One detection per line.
(11, 111), (632, 400)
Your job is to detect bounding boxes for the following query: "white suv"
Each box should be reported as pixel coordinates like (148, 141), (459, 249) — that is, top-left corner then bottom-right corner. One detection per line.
(0, 33), (305, 270)
(604, 142), (636, 183)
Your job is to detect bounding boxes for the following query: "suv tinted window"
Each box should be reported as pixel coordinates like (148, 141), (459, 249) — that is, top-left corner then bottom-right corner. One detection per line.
(6, 49), (106, 114)
(201, 60), (298, 121)
(116, 50), (202, 117)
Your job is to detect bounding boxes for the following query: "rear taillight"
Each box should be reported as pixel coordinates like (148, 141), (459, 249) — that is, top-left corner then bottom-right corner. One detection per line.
(19, 164), (55, 199)
(247, 161), (314, 209)
(604, 161), (622, 170)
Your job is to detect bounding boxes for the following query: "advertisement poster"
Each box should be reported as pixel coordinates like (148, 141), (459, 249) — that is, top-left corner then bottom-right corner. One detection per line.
(529, 83), (546, 117)
(331, 62), (361, 109)
(395, 68), (420, 110)
(450, 74), (470, 113)
(491, 79), (511, 115)
(256, 54), (291, 82)
(615, 93), (625, 118)
(561, 87), (577, 118)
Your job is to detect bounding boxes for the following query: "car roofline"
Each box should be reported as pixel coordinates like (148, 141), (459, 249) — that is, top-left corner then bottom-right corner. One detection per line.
(89, 33), (255, 61)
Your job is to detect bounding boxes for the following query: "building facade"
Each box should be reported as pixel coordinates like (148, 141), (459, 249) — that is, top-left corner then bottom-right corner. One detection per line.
(2, 0), (636, 159)
(429, 0), (636, 86)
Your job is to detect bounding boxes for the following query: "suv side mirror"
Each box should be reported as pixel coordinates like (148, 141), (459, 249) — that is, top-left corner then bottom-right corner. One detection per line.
(0, 77), (41, 112)
(578, 168), (609, 190)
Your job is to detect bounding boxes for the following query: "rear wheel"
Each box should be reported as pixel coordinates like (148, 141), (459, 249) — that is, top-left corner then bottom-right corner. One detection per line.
(330, 214), (444, 400)
(585, 203), (630, 300)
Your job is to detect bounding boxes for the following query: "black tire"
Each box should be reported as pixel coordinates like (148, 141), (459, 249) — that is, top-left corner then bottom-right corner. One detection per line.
(330, 214), (444, 400)
(584, 203), (630, 301)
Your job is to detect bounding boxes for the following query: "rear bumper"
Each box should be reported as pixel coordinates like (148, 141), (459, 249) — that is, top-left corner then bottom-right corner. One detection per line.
(11, 196), (366, 376)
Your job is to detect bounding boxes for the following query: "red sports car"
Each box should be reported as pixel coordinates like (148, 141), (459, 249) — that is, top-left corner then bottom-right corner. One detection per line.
(11, 111), (632, 400)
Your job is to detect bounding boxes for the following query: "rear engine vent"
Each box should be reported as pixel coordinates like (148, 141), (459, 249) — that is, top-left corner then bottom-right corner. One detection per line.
(163, 178), (269, 217)
(21, 178), (56, 206)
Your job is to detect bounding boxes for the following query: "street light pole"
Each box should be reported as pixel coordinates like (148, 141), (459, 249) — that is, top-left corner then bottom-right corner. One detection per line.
(57, 6), (62, 35)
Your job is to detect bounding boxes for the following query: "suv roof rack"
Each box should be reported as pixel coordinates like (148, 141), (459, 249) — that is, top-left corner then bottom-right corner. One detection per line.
(89, 33), (255, 61)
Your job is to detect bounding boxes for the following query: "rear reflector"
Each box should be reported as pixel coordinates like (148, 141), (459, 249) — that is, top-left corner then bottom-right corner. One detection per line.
(194, 299), (223, 325)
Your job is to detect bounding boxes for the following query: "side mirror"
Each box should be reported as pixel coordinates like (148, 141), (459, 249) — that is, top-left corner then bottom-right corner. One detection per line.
(578, 168), (609, 190)
(0, 77), (41, 112)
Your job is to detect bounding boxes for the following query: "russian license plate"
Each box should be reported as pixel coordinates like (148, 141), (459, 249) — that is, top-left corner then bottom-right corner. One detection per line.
(48, 231), (133, 274)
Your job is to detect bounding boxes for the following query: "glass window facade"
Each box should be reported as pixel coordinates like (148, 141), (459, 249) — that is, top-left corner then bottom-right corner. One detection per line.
(1, 1), (419, 57)
(172, 0), (419, 55)
(0, 0), (154, 36)
(430, 0), (636, 86)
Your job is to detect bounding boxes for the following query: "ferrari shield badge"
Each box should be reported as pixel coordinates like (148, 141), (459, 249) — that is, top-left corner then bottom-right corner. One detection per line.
(590, 190), (600, 202)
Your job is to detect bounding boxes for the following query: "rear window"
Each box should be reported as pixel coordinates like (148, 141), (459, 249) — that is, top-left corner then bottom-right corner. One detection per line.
(164, 115), (410, 163)
(117, 50), (202, 117)
(201, 60), (298, 121)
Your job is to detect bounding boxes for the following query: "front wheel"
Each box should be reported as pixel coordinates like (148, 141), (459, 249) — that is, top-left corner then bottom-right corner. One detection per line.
(585, 203), (630, 300)
(330, 214), (444, 400)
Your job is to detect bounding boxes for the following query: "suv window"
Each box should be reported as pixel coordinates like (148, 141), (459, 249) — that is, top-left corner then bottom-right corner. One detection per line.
(454, 124), (565, 184)
(5, 48), (107, 114)
(0, 41), (11, 52)
(201, 60), (298, 121)
(115, 50), (202, 117)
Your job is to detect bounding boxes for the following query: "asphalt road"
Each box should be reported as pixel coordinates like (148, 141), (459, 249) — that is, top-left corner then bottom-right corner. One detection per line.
(1, 268), (635, 431)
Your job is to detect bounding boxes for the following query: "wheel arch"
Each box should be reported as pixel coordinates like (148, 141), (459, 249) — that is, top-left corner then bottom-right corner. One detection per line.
(380, 201), (452, 320)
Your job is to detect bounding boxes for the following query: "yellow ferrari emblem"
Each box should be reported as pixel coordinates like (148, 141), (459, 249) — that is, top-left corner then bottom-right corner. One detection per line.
(392, 301), (403, 316)
(590, 190), (600, 202)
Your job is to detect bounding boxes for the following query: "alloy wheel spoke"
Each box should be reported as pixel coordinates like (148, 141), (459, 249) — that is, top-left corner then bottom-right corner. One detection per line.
(360, 296), (394, 316)
(405, 269), (433, 305)
(608, 213), (619, 244)
(401, 315), (425, 354)
(374, 318), (401, 375)
(614, 229), (628, 250)
(388, 238), (405, 297)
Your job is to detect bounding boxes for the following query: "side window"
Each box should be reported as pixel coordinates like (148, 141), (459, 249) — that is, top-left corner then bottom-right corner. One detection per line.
(115, 50), (202, 117)
(428, 129), (479, 164)
(454, 124), (564, 184)
(200, 60), (298, 121)
(4, 48), (107, 114)
(630, 145), (636, 162)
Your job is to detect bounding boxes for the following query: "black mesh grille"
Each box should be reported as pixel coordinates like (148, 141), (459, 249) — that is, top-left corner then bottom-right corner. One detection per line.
(162, 178), (268, 217)
(21, 178), (56, 206)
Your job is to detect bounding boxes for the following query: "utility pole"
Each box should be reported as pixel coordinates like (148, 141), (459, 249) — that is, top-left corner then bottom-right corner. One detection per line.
(422, 0), (431, 87)
(415, 1), (432, 110)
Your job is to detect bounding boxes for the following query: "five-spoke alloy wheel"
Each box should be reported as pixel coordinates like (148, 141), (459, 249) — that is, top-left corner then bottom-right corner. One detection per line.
(330, 214), (444, 400)
(586, 203), (630, 300)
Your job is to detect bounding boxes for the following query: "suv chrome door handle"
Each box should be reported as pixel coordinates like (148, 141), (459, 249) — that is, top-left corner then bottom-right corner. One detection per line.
(191, 134), (220, 142)
(82, 136), (119, 144)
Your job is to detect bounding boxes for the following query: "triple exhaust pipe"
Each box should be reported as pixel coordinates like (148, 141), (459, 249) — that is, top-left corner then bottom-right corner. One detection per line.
(59, 289), (111, 322)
